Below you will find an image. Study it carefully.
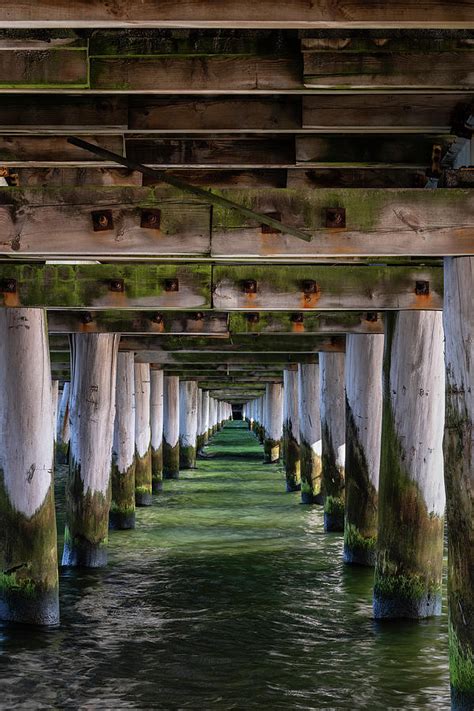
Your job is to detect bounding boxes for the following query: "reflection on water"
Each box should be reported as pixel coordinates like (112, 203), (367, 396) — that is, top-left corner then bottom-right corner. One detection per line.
(0, 422), (449, 709)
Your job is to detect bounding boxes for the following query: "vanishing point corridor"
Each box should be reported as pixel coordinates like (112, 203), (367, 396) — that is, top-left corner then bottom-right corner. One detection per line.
(0, 422), (449, 709)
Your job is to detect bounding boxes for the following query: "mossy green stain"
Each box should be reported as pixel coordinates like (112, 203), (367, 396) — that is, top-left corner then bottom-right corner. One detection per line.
(180, 444), (197, 469)
(300, 438), (322, 497)
(152, 444), (163, 483)
(163, 441), (180, 476)
(64, 459), (111, 549)
(324, 495), (344, 517)
(375, 313), (444, 603)
(135, 446), (152, 496)
(449, 623), (474, 694)
(0, 470), (58, 598)
(111, 459), (136, 516)
(321, 422), (345, 502)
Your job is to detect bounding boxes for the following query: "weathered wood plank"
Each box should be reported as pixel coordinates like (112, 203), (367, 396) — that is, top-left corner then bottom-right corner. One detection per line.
(286, 168), (428, 188)
(1, 2), (473, 28)
(303, 50), (474, 89)
(143, 169), (288, 189)
(129, 96), (301, 131)
(126, 136), (295, 167)
(211, 188), (474, 258)
(0, 46), (88, 87)
(229, 311), (384, 334)
(213, 265), (443, 311)
(117, 334), (345, 352)
(0, 96), (128, 130)
(135, 353), (319, 365)
(90, 56), (301, 91)
(296, 134), (453, 168)
(0, 135), (124, 165)
(15, 167), (142, 187)
(0, 192), (211, 256)
(302, 94), (472, 131)
(0, 264), (212, 309)
(47, 310), (228, 334)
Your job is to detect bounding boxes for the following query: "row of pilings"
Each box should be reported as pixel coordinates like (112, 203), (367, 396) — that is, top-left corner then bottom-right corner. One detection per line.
(0, 257), (472, 709)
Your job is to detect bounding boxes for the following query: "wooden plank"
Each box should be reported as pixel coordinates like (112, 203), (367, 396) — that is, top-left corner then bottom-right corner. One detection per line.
(0, 135), (124, 165)
(211, 188), (474, 258)
(15, 168), (142, 187)
(0, 190), (211, 256)
(302, 94), (472, 131)
(1, 2), (473, 28)
(0, 264), (212, 309)
(47, 310), (228, 334)
(286, 168), (428, 189)
(143, 169), (288, 189)
(117, 334), (344, 352)
(0, 46), (88, 87)
(303, 50), (474, 90)
(229, 311), (384, 334)
(90, 56), (301, 92)
(212, 265), (443, 311)
(295, 134), (453, 168)
(135, 352), (319, 365)
(126, 136), (295, 167)
(0, 96), (128, 131)
(129, 96), (301, 131)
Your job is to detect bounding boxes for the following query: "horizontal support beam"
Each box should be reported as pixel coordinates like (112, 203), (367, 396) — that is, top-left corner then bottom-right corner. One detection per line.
(136, 352), (319, 365)
(213, 265), (443, 311)
(228, 311), (384, 334)
(1, 4), (473, 28)
(47, 310), (228, 334)
(1, 187), (472, 258)
(0, 264), (212, 309)
(119, 334), (344, 353)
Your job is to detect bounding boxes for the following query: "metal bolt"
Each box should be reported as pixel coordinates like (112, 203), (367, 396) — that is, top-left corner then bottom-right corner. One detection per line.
(109, 279), (125, 293)
(164, 278), (179, 292)
(245, 313), (260, 324)
(415, 280), (430, 296)
(301, 279), (319, 295)
(80, 312), (94, 324)
(290, 312), (304, 324)
(242, 279), (257, 294)
(151, 312), (163, 324)
(0, 278), (17, 293)
(324, 207), (346, 228)
(194, 312), (204, 321)
(92, 210), (114, 232)
(140, 209), (161, 229)
(261, 212), (282, 234)
(365, 311), (379, 322)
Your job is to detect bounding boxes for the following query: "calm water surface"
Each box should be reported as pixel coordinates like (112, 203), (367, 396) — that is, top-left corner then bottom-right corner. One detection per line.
(0, 422), (449, 710)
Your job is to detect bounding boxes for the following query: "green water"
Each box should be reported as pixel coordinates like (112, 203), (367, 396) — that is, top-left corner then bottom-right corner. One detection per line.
(0, 422), (449, 709)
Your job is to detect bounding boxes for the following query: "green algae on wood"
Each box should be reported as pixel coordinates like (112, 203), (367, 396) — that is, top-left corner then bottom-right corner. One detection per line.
(319, 353), (345, 531)
(135, 446), (152, 506)
(163, 442), (180, 479)
(374, 312), (445, 619)
(110, 460), (136, 530)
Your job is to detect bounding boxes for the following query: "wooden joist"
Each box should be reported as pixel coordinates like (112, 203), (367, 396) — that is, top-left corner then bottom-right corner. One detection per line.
(228, 311), (384, 334)
(0, 262), (443, 311)
(1, 2), (473, 28)
(213, 264), (443, 311)
(136, 352), (319, 365)
(115, 334), (345, 353)
(47, 310), (229, 334)
(0, 264), (212, 309)
(1, 187), (472, 258)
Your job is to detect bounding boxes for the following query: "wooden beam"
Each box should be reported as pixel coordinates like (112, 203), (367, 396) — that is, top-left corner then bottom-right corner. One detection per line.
(213, 264), (443, 311)
(0, 264), (212, 309)
(0, 135), (125, 166)
(47, 310), (229, 334)
(1, 187), (472, 259)
(112, 334), (345, 353)
(302, 94), (473, 132)
(0, 96), (128, 131)
(135, 352), (319, 365)
(1, 2), (473, 28)
(228, 311), (384, 334)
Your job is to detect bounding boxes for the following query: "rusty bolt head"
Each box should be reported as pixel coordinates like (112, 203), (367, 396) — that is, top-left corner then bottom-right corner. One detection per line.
(0, 278), (17, 293)
(242, 279), (257, 294)
(92, 210), (114, 232)
(415, 280), (430, 296)
(245, 313), (260, 324)
(290, 312), (304, 324)
(301, 279), (319, 295)
(194, 312), (204, 321)
(140, 209), (161, 229)
(261, 212), (282, 234)
(164, 278), (179, 292)
(80, 312), (94, 324)
(365, 311), (379, 323)
(325, 207), (346, 228)
(109, 279), (125, 293)
(151, 312), (163, 324)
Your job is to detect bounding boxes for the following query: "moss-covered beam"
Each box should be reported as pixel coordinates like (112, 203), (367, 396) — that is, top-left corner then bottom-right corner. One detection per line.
(213, 264), (443, 311)
(48, 310), (228, 334)
(229, 311), (384, 334)
(0, 264), (212, 309)
(116, 334), (344, 353)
